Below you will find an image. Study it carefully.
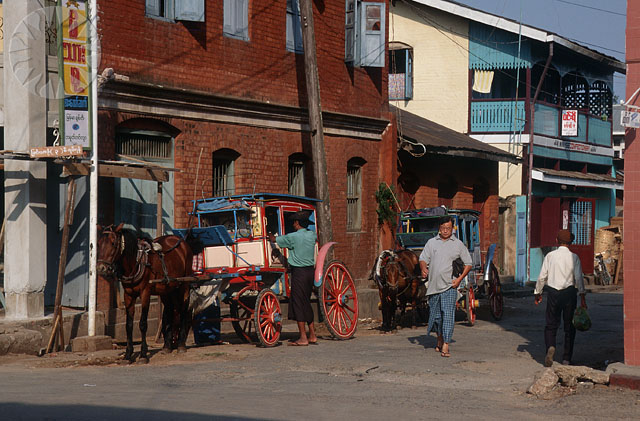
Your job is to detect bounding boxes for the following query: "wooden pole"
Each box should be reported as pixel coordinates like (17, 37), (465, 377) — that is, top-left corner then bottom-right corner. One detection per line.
(47, 177), (77, 352)
(157, 181), (163, 237)
(300, 0), (333, 246)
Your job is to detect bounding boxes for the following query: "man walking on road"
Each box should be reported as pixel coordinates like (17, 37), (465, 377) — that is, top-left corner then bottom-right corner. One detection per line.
(534, 229), (587, 367)
(419, 216), (472, 358)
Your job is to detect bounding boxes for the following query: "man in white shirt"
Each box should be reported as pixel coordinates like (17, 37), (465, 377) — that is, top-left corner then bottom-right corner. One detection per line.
(534, 229), (587, 367)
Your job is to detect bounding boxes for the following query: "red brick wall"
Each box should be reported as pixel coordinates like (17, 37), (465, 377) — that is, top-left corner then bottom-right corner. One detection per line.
(397, 153), (500, 257)
(97, 0), (388, 118)
(624, 0), (640, 365)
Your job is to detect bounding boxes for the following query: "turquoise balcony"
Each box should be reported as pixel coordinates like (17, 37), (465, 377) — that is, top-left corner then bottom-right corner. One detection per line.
(470, 100), (612, 147)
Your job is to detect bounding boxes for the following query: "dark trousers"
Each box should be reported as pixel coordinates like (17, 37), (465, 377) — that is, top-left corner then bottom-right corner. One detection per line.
(289, 266), (315, 323)
(544, 286), (577, 362)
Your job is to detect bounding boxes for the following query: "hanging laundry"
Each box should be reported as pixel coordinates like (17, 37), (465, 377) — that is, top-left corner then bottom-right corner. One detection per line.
(472, 70), (495, 94)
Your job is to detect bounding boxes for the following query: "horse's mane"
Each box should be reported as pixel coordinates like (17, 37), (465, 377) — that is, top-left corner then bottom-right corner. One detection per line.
(120, 228), (140, 258)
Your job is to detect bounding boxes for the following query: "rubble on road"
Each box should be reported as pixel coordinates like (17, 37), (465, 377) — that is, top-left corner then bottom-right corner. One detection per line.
(528, 364), (610, 399)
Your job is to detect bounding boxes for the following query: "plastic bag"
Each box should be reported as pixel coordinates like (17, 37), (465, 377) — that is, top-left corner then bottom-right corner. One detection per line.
(573, 306), (591, 332)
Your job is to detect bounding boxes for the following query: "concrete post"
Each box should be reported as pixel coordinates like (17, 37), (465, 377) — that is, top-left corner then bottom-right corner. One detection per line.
(3, 0), (48, 319)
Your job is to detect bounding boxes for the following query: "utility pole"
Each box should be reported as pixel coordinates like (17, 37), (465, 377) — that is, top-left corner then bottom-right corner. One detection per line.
(299, 0), (333, 245)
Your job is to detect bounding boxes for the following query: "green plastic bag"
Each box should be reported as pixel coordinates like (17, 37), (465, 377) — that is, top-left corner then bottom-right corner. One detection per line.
(573, 307), (591, 332)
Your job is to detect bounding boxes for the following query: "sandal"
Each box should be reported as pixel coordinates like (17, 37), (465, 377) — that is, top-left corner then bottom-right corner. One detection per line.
(441, 351), (450, 358)
(435, 346), (442, 353)
(287, 341), (308, 346)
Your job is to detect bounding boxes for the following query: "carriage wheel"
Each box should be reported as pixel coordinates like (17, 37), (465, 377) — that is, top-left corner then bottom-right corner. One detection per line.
(254, 289), (282, 347)
(466, 287), (476, 326)
(230, 297), (256, 343)
(488, 263), (504, 321)
(320, 260), (358, 339)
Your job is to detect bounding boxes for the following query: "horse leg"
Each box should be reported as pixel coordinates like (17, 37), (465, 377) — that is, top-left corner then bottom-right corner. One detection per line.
(160, 295), (174, 353)
(390, 292), (398, 332)
(176, 286), (191, 353)
(138, 288), (152, 363)
(123, 292), (136, 362)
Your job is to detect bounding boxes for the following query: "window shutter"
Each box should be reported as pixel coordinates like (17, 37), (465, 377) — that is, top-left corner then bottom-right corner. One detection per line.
(146, 0), (161, 17)
(286, 0), (303, 53)
(240, 0), (249, 40)
(175, 0), (205, 22)
(359, 2), (385, 67)
(223, 0), (234, 35)
(405, 49), (413, 99)
(345, 0), (357, 63)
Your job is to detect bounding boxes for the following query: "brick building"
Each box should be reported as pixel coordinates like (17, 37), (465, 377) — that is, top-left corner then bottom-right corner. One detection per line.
(94, 0), (395, 312)
(624, 1), (640, 366)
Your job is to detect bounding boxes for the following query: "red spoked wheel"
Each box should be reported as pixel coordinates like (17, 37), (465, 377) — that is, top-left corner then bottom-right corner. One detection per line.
(230, 296), (256, 343)
(488, 263), (504, 321)
(254, 289), (282, 347)
(320, 260), (358, 339)
(465, 287), (477, 326)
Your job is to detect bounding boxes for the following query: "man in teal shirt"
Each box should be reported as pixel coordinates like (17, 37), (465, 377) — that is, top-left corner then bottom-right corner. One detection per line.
(269, 211), (317, 346)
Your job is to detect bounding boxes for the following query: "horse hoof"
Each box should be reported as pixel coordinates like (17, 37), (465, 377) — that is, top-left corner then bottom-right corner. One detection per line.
(161, 347), (172, 354)
(177, 346), (187, 354)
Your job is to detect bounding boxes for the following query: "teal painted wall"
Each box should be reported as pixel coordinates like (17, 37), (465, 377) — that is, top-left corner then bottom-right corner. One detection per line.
(530, 247), (546, 283)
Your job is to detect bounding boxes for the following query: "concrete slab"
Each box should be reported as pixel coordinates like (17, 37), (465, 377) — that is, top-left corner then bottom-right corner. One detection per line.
(606, 362), (640, 390)
(71, 335), (114, 352)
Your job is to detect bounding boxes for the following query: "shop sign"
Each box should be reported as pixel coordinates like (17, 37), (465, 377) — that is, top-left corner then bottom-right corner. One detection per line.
(561, 109), (578, 137)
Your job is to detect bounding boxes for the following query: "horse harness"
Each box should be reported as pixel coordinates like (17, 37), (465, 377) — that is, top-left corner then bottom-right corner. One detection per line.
(373, 250), (424, 296)
(100, 227), (184, 287)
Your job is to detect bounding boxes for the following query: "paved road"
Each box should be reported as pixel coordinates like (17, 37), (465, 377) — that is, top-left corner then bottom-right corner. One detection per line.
(1, 290), (638, 420)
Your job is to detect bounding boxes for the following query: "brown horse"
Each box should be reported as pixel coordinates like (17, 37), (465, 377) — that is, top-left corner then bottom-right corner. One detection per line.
(371, 249), (426, 331)
(97, 223), (196, 363)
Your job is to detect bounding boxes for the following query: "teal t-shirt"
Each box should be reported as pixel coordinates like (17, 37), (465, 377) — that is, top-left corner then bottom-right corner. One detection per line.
(275, 228), (317, 267)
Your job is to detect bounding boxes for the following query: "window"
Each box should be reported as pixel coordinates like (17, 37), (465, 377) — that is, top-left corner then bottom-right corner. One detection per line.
(389, 47), (413, 100)
(286, 0), (303, 53)
(288, 154), (307, 196)
(212, 149), (240, 197)
(146, 0), (205, 22)
(116, 132), (172, 159)
(224, 0), (249, 41)
(345, 1), (386, 67)
(347, 158), (365, 231)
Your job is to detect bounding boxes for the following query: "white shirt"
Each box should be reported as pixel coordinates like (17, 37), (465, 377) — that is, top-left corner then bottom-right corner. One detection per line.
(535, 246), (585, 295)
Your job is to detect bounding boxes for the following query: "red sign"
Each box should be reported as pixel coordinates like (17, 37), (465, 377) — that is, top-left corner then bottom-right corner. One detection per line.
(562, 110), (578, 137)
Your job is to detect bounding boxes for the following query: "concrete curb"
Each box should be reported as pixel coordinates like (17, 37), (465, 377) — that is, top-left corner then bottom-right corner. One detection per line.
(609, 374), (640, 390)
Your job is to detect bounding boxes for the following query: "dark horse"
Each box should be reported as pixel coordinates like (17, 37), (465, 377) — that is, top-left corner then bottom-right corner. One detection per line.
(97, 223), (196, 363)
(370, 249), (426, 331)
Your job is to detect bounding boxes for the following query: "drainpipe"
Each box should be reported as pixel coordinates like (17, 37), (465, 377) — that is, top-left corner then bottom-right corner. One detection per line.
(527, 43), (553, 284)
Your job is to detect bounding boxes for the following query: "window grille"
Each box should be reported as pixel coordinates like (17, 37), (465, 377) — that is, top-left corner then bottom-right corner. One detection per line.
(116, 133), (172, 159)
(288, 160), (305, 196)
(212, 154), (237, 197)
(570, 200), (592, 246)
(347, 161), (363, 231)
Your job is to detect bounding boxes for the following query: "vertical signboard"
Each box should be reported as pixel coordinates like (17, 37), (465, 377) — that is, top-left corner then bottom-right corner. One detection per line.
(561, 109), (578, 137)
(61, 0), (91, 149)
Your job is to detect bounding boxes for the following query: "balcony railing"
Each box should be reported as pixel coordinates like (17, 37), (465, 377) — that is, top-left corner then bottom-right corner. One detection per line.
(470, 100), (525, 133)
(470, 100), (612, 147)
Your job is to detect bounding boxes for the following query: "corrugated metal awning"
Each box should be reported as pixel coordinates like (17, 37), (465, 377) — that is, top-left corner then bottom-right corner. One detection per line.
(392, 105), (519, 164)
(532, 167), (623, 190)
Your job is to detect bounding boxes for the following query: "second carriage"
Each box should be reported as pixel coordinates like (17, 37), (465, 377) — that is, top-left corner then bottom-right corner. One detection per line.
(176, 193), (359, 347)
(396, 207), (504, 326)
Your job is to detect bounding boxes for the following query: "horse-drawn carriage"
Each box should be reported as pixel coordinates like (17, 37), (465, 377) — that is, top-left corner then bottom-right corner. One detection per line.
(174, 193), (359, 347)
(391, 207), (503, 326)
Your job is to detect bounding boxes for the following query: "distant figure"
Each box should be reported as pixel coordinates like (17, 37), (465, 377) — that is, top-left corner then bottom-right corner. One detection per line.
(535, 229), (587, 367)
(268, 211), (317, 346)
(419, 216), (472, 358)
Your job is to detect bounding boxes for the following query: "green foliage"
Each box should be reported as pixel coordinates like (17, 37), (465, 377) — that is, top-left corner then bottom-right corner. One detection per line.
(375, 183), (397, 227)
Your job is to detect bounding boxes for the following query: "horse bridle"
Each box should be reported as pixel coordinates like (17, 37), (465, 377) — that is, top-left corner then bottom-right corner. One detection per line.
(97, 225), (126, 279)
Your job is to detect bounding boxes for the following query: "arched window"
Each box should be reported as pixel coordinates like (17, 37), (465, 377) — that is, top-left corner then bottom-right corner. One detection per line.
(589, 80), (612, 118)
(347, 157), (366, 231)
(531, 63), (561, 105)
(562, 72), (589, 110)
(212, 148), (240, 197)
(288, 153), (308, 196)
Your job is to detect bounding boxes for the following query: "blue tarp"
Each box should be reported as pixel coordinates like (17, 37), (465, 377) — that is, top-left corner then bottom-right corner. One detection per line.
(174, 226), (234, 246)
